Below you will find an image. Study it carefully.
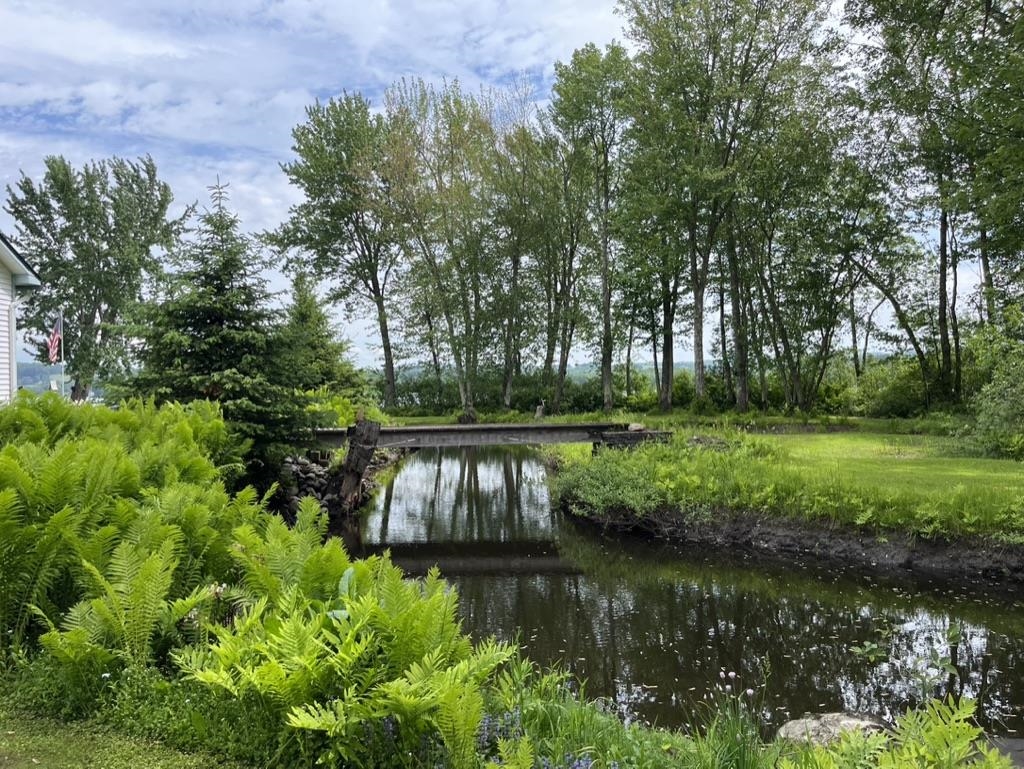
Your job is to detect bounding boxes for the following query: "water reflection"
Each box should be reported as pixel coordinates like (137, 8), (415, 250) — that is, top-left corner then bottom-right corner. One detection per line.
(359, 448), (1024, 735)
(364, 447), (556, 546)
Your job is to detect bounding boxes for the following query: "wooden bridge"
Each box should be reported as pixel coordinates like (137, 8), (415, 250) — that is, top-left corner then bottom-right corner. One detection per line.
(313, 422), (669, 450)
(313, 420), (671, 524)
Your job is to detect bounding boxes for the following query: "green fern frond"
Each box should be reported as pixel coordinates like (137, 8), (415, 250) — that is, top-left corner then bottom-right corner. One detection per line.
(487, 737), (535, 769)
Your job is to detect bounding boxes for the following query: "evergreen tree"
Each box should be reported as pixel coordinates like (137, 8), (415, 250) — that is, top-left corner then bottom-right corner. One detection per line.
(127, 184), (311, 481)
(277, 272), (365, 396)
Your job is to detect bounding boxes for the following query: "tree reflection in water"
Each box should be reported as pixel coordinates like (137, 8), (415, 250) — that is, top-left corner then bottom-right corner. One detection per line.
(358, 448), (1024, 735)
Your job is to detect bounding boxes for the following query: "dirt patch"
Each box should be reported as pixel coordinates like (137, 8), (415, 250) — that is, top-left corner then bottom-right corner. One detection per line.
(563, 497), (1024, 591)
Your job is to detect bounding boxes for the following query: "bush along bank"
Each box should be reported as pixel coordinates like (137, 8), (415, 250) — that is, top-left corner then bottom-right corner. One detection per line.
(551, 432), (1024, 588)
(0, 393), (1016, 768)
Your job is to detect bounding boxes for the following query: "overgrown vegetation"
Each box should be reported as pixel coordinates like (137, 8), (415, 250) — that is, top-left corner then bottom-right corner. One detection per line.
(0, 395), (1014, 767)
(552, 430), (1024, 544)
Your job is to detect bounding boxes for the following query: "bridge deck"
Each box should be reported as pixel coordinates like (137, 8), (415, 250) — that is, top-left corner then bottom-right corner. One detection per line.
(315, 422), (630, 449)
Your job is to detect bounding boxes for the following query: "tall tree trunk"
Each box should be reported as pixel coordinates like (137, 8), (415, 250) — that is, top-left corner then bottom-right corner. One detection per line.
(542, 271), (559, 385)
(744, 287), (768, 409)
(553, 308), (577, 413)
(848, 268), (861, 378)
(424, 312), (443, 405)
(727, 211), (748, 412)
(658, 275), (674, 412)
(651, 324), (660, 402)
(689, 219), (707, 398)
(937, 204), (953, 400)
(660, 317), (674, 412)
(71, 379), (90, 402)
(718, 271), (733, 401)
(951, 241), (962, 401)
(371, 277), (397, 408)
(502, 251), (521, 409)
(599, 157), (614, 413)
(625, 323), (634, 398)
(979, 227), (995, 323)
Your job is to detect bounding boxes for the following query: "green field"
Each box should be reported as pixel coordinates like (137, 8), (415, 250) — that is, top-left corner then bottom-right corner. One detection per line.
(778, 432), (1024, 497)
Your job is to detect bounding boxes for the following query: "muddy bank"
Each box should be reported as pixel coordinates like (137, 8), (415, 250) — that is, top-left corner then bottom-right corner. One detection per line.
(562, 497), (1024, 592)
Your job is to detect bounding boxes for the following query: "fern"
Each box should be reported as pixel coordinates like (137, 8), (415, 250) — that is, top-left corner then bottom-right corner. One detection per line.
(179, 548), (514, 768)
(0, 496), (87, 661)
(486, 737), (534, 769)
(878, 698), (1011, 769)
(231, 496), (351, 605)
(55, 537), (204, 667)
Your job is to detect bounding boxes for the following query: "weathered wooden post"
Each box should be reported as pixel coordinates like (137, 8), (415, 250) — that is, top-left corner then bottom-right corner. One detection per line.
(337, 419), (381, 516)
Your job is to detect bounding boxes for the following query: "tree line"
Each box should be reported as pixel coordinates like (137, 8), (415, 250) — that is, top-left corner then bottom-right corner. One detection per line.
(274, 0), (1023, 415)
(5, 0), (1023, 422)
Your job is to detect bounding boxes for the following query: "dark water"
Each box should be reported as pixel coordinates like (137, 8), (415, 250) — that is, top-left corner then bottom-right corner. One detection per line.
(358, 447), (1024, 736)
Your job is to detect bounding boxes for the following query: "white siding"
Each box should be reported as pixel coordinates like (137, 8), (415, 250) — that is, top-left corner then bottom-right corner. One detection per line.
(0, 267), (11, 402)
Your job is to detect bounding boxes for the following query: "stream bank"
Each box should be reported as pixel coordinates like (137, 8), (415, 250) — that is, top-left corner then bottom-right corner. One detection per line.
(561, 498), (1024, 593)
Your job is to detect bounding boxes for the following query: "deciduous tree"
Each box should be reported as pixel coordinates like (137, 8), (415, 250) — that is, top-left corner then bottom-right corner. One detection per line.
(4, 155), (183, 400)
(278, 94), (403, 407)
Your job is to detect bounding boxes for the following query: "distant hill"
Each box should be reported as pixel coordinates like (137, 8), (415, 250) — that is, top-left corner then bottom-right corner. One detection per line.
(17, 360), (65, 393)
(565, 361), (696, 381)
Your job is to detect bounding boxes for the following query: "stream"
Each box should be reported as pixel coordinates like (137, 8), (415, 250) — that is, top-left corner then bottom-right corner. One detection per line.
(356, 446), (1024, 737)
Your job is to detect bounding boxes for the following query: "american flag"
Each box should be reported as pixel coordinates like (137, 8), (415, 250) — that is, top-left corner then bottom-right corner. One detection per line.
(47, 316), (62, 364)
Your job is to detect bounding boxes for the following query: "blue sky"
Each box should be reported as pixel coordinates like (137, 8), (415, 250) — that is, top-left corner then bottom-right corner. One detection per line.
(0, 0), (623, 363)
(0, 0), (622, 235)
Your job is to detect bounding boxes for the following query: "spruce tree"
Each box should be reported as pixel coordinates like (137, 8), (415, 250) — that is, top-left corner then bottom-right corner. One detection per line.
(129, 184), (310, 481)
(277, 272), (365, 396)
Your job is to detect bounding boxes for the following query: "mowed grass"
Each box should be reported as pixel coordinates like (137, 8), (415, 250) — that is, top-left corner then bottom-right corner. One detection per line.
(777, 432), (1024, 497)
(0, 710), (247, 769)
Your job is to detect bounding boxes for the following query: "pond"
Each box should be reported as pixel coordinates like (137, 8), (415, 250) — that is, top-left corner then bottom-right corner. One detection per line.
(357, 446), (1024, 736)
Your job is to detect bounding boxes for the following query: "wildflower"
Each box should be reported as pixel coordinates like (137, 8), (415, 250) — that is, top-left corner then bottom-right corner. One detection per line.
(100, 672), (111, 679)
(728, 671), (737, 680)
(746, 688), (755, 697)
(725, 685), (732, 693)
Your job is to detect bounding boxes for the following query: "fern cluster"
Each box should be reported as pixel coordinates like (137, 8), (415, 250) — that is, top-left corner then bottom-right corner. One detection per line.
(0, 393), (253, 666)
(1, 394), (1016, 768)
(176, 498), (515, 768)
(781, 699), (1012, 769)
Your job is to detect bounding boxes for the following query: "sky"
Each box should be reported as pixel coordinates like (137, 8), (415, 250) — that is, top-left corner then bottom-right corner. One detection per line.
(0, 0), (623, 364)
(0, 1), (987, 369)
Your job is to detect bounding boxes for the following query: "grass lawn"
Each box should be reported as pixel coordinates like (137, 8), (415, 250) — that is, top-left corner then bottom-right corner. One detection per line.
(0, 710), (247, 769)
(776, 432), (1024, 497)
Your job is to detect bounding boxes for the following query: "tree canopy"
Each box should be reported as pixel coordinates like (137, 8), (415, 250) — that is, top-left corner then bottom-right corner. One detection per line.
(4, 155), (184, 400)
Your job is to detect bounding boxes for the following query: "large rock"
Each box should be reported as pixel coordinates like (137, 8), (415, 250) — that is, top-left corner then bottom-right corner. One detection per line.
(777, 713), (886, 746)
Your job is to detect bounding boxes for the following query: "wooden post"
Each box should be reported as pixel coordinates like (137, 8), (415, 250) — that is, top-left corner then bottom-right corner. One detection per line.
(337, 419), (381, 515)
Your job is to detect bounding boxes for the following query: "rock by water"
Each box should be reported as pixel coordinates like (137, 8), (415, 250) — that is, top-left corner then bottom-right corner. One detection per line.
(777, 713), (886, 746)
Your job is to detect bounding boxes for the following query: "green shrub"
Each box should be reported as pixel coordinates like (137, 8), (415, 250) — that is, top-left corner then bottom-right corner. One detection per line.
(856, 357), (928, 418)
(673, 369), (696, 409)
(971, 351), (1024, 458)
(176, 536), (514, 768)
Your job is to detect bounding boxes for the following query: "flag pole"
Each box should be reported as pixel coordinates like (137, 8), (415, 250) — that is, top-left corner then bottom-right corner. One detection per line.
(59, 311), (65, 399)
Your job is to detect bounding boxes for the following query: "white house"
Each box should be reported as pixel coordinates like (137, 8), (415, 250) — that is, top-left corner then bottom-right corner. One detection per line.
(0, 232), (41, 402)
